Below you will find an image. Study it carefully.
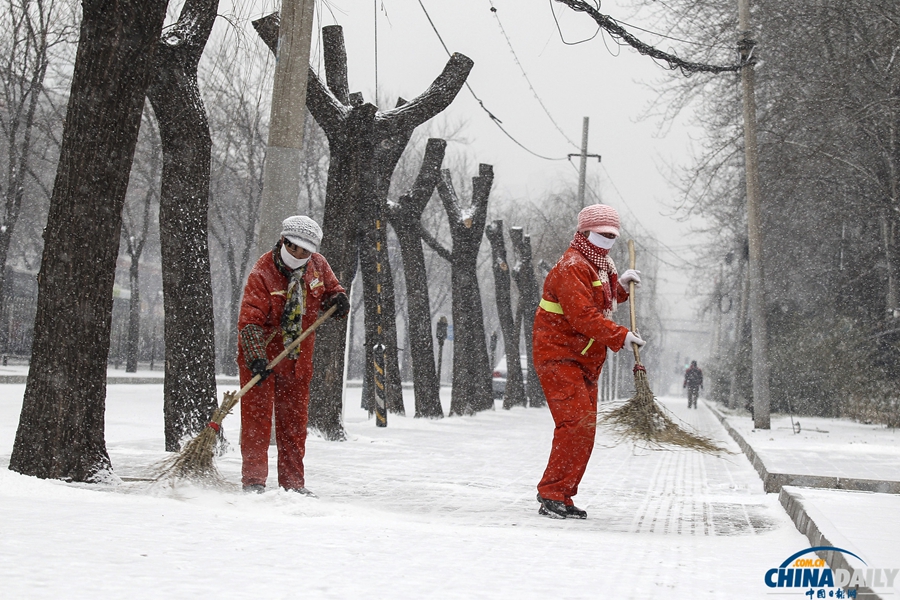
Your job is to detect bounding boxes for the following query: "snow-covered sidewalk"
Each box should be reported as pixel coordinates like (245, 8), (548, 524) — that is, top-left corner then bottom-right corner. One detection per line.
(714, 405), (900, 487)
(1, 384), (813, 598)
(712, 401), (900, 598)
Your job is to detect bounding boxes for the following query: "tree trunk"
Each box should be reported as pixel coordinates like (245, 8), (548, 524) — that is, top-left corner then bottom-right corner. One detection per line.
(146, 0), (219, 451)
(435, 165), (494, 415)
(509, 227), (545, 407)
(9, 0), (167, 481)
(486, 220), (526, 409)
(125, 256), (140, 372)
(388, 138), (447, 418)
(307, 103), (374, 439)
(254, 15), (471, 433)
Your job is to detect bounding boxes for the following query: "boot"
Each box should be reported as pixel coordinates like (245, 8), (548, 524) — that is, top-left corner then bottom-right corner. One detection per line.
(536, 493), (567, 519)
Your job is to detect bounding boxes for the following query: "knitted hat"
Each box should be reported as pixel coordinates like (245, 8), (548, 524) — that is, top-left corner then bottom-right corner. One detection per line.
(577, 204), (620, 237)
(281, 215), (323, 253)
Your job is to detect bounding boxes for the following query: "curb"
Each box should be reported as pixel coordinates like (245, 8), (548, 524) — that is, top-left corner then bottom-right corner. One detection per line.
(779, 487), (880, 599)
(705, 402), (900, 495)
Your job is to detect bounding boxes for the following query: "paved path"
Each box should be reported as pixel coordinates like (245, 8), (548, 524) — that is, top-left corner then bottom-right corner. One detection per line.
(296, 394), (789, 539)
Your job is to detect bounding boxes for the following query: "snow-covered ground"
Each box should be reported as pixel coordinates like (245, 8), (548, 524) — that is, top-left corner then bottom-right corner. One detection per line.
(721, 410), (900, 482)
(1, 383), (819, 599)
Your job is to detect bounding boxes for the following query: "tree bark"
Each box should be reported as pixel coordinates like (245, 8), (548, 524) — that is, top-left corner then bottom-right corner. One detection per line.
(146, 0), (219, 451)
(486, 220), (526, 409)
(254, 15), (471, 434)
(509, 227), (545, 407)
(387, 138), (447, 418)
(433, 165), (494, 415)
(9, 0), (167, 481)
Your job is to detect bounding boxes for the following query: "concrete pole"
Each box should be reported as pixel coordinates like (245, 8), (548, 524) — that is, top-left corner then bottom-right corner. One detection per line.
(256, 0), (317, 257)
(738, 0), (772, 429)
(578, 116), (589, 206)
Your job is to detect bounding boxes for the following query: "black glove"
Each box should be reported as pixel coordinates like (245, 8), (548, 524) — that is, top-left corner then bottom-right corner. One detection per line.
(249, 358), (271, 386)
(323, 292), (350, 319)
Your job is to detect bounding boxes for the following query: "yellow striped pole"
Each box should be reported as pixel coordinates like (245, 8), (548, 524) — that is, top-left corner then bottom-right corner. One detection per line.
(373, 217), (388, 427)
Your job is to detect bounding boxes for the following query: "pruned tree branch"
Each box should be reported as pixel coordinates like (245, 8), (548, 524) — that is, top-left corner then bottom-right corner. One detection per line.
(420, 223), (452, 261)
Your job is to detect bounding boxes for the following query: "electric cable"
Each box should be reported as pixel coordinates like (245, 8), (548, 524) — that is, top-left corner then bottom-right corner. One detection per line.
(487, 0), (580, 150)
(551, 0), (742, 75)
(416, 0), (569, 161)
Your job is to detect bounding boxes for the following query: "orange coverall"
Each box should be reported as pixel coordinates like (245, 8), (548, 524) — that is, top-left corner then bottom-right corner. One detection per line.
(238, 249), (344, 490)
(533, 247), (630, 505)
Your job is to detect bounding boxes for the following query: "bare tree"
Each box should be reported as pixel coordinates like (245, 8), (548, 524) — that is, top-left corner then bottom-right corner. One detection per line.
(146, 0), (219, 451)
(204, 41), (271, 376)
(509, 227), (545, 407)
(425, 165), (494, 416)
(0, 0), (74, 357)
(120, 108), (160, 373)
(10, 0), (167, 481)
(254, 15), (472, 436)
(387, 137), (446, 418)
(486, 220), (526, 409)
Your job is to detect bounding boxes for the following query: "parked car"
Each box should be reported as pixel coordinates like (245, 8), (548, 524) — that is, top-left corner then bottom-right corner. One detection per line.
(492, 354), (529, 399)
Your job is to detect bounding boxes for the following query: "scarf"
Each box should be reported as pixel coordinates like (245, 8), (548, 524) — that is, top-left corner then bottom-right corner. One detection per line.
(570, 231), (619, 315)
(274, 241), (308, 358)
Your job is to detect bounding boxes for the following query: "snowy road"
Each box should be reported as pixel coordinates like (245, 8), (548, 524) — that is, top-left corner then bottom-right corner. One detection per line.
(0, 384), (811, 599)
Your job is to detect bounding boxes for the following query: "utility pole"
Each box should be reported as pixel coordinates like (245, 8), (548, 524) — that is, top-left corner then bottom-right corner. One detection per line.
(255, 0), (317, 256)
(568, 117), (601, 206)
(738, 0), (772, 429)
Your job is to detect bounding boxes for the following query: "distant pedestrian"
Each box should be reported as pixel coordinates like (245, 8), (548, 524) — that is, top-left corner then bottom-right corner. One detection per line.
(237, 215), (349, 495)
(684, 360), (703, 409)
(532, 203), (646, 520)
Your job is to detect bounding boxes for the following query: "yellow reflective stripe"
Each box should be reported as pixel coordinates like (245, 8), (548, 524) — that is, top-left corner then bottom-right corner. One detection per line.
(539, 299), (564, 314)
(592, 280), (603, 287)
(580, 339), (594, 355)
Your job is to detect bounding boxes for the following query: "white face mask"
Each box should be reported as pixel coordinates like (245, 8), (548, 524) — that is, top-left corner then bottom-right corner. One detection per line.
(281, 244), (310, 270)
(587, 231), (616, 250)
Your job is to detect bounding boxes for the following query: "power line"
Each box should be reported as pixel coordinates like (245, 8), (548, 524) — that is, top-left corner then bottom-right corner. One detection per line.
(576, 161), (702, 271)
(613, 18), (734, 51)
(488, 0), (580, 150)
(415, 0), (568, 162)
(551, 0), (742, 75)
(548, 0), (602, 45)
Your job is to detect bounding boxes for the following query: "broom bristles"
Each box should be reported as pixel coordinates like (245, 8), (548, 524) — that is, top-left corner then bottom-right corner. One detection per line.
(599, 368), (727, 455)
(153, 391), (241, 485)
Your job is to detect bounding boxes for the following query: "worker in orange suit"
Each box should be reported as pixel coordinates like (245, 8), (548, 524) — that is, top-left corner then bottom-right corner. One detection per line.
(237, 215), (348, 495)
(533, 204), (646, 519)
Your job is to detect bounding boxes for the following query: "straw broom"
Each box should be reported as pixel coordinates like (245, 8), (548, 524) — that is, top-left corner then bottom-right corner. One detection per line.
(599, 241), (725, 454)
(155, 305), (338, 485)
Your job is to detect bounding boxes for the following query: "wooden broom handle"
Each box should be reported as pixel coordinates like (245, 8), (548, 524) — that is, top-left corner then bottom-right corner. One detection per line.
(233, 304), (338, 402)
(627, 240), (642, 364)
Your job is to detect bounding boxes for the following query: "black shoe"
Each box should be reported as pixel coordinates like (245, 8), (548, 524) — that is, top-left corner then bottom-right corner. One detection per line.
(566, 505), (587, 519)
(243, 484), (265, 494)
(536, 493), (567, 519)
(285, 487), (317, 498)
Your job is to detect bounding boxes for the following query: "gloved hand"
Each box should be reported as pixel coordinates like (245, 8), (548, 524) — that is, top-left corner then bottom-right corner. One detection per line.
(624, 331), (646, 350)
(323, 292), (350, 319)
(619, 269), (642, 288)
(249, 358), (271, 386)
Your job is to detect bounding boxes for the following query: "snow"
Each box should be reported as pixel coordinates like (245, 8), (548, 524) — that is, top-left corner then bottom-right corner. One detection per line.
(722, 410), (900, 482)
(0, 382), (855, 599)
(781, 486), (900, 596)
